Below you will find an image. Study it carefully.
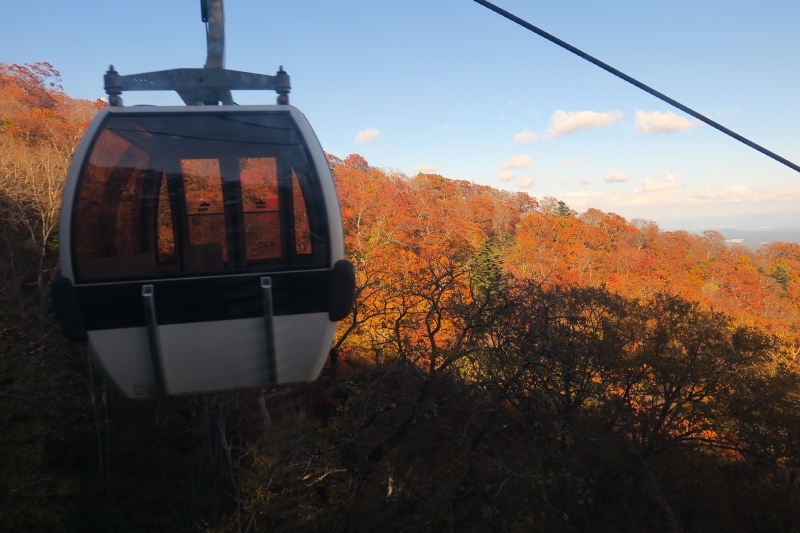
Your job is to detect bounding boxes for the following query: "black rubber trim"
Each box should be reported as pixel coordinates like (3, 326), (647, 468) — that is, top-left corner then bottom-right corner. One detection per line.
(329, 260), (355, 322)
(51, 277), (89, 342)
(75, 270), (333, 331)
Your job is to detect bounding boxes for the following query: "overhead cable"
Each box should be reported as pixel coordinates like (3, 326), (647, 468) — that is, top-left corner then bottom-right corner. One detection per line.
(473, 0), (800, 174)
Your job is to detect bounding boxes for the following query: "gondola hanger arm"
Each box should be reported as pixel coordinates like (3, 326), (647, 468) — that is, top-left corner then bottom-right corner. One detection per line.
(104, 0), (290, 107)
(202, 0), (225, 69)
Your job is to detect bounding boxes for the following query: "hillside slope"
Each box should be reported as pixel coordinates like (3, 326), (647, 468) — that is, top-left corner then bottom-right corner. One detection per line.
(1, 63), (799, 532)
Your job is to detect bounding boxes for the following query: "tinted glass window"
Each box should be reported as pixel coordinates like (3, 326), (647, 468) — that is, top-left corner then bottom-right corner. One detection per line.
(241, 158), (282, 261)
(293, 170), (312, 256)
(156, 174), (175, 263)
(72, 111), (329, 282)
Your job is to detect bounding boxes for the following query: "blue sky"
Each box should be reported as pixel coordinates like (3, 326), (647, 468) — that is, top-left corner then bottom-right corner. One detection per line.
(4, 0), (800, 227)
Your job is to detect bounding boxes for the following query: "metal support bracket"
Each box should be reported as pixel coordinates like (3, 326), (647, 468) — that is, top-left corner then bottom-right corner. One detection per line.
(142, 285), (168, 396)
(260, 277), (278, 385)
(104, 65), (290, 107)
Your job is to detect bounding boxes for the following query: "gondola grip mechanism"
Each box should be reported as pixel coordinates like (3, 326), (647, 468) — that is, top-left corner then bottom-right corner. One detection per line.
(103, 0), (290, 106)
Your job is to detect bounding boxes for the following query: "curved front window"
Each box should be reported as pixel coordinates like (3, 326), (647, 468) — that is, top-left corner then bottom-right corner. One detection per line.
(72, 111), (329, 283)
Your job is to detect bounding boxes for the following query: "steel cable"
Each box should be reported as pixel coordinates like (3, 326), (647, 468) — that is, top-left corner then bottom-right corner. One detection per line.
(473, 0), (800, 174)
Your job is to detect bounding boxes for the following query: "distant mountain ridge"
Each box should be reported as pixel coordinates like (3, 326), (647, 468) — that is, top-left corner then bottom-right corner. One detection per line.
(717, 227), (800, 250)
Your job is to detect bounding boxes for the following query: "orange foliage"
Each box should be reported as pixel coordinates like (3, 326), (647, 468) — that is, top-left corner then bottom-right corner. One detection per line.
(0, 62), (105, 150)
(0, 63), (107, 289)
(332, 154), (800, 356)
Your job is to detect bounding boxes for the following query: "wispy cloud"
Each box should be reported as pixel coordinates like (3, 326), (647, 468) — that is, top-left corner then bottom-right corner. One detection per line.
(715, 108), (739, 118)
(558, 180), (568, 186)
(499, 154), (534, 170)
(440, 124), (450, 131)
(579, 179), (591, 186)
(561, 170), (800, 211)
(544, 110), (623, 138)
(498, 171), (517, 182)
(563, 185), (800, 209)
(513, 130), (538, 143)
(415, 163), (437, 173)
(603, 170), (628, 183)
(635, 110), (700, 134)
(642, 172), (678, 191)
(518, 176), (537, 188)
(355, 128), (381, 144)
(561, 156), (589, 167)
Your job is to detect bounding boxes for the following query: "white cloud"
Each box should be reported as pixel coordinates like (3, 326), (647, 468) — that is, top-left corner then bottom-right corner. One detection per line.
(440, 124), (450, 131)
(579, 179), (591, 186)
(415, 163), (437, 173)
(355, 128), (381, 144)
(518, 176), (537, 188)
(499, 154), (534, 169)
(642, 172), (678, 192)
(558, 180), (568, 186)
(513, 130), (538, 143)
(544, 110), (623, 138)
(635, 110), (699, 134)
(562, 156), (589, 167)
(603, 170), (629, 183)
(498, 171), (517, 182)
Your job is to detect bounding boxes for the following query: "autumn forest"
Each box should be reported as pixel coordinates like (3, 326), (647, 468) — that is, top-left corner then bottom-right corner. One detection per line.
(2, 63), (800, 532)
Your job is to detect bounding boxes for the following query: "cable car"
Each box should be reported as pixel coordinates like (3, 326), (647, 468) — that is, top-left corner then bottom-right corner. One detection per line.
(51, 0), (354, 399)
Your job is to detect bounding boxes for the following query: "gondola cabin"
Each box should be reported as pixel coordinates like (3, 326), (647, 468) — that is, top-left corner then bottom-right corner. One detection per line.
(53, 106), (354, 399)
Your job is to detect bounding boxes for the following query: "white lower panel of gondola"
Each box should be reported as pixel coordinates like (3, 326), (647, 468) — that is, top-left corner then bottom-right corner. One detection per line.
(88, 312), (336, 399)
